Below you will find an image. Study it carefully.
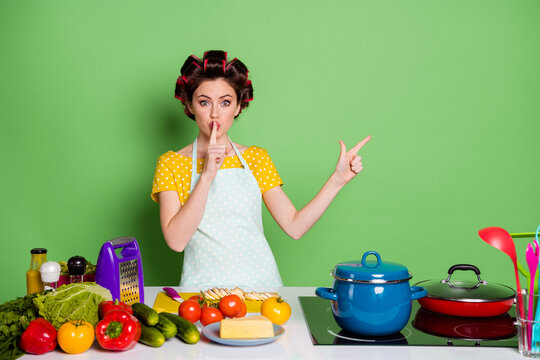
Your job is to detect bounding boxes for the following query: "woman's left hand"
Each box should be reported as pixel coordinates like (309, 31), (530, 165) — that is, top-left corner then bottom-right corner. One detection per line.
(334, 135), (371, 186)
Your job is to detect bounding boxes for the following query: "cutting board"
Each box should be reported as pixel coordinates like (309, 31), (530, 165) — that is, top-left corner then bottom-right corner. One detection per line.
(152, 292), (263, 313)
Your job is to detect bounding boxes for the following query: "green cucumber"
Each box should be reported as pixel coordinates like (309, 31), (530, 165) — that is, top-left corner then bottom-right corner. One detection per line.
(132, 303), (159, 326)
(155, 313), (177, 338)
(160, 312), (200, 344)
(139, 323), (165, 348)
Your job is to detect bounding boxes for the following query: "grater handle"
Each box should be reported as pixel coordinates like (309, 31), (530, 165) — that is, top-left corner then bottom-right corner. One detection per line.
(109, 237), (136, 248)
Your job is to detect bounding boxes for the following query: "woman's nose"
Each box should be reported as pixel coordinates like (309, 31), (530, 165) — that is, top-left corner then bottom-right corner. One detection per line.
(210, 104), (219, 118)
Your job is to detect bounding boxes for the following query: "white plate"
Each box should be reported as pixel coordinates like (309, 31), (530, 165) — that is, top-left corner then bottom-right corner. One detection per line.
(202, 322), (285, 346)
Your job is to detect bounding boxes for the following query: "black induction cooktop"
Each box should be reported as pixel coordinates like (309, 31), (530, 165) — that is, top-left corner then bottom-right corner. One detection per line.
(299, 296), (518, 347)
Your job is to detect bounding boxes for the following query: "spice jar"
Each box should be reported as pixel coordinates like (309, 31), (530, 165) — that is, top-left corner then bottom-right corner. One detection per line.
(40, 261), (61, 290)
(68, 256), (87, 283)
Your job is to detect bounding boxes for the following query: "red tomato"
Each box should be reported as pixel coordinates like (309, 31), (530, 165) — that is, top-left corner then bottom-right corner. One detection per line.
(233, 301), (247, 318)
(188, 294), (207, 308)
(178, 300), (201, 323)
(219, 295), (242, 317)
(200, 307), (224, 326)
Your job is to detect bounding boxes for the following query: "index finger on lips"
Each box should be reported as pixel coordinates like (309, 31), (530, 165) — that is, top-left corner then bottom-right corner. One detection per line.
(209, 122), (217, 145)
(350, 135), (371, 154)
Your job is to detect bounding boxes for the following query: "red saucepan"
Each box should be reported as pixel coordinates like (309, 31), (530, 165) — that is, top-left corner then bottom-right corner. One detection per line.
(414, 264), (515, 317)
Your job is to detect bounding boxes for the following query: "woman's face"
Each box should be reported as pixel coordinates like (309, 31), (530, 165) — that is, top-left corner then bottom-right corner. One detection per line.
(188, 78), (241, 138)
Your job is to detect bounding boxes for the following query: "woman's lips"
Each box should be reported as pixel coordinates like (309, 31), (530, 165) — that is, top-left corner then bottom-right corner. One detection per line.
(209, 121), (221, 130)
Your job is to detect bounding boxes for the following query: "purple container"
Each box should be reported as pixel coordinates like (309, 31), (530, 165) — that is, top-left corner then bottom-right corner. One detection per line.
(96, 237), (144, 304)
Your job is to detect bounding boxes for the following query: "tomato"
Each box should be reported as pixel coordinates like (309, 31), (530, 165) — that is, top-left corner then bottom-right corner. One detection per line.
(200, 307), (224, 326)
(57, 320), (95, 354)
(219, 294), (242, 317)
(188, 294), (204, 302)
(261, 297), (291, 325)
(233, 301), (247, 318)
(178, 300), (201, 323)
(188, 294), (207, 308)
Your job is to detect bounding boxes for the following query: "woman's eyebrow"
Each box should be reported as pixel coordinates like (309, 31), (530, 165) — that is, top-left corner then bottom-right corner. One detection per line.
(196, 94), (233, 99)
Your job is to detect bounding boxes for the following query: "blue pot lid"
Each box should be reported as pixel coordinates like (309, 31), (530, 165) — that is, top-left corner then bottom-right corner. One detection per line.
(333, 251), (412, 283)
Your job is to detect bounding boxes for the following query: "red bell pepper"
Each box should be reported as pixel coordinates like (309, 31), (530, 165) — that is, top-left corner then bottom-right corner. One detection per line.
(19, 317), (57, 355)
(99, 299), (133, 319)
(95, 309), (141, 351)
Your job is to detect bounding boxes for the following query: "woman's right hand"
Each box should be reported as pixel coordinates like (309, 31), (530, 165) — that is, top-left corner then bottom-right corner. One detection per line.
(202, 122), (230, 180)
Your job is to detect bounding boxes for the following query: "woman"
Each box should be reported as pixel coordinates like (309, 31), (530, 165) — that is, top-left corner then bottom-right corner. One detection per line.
(152, 50), (370, 290)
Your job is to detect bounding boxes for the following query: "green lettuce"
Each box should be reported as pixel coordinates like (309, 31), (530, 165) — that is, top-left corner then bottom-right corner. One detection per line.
(33, 282), (112, 329)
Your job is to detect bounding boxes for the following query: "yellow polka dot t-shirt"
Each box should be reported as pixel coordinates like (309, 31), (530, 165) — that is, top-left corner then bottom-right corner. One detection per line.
(151, 146), (283, 205)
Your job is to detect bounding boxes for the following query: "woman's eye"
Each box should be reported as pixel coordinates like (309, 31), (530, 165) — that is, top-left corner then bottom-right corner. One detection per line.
(199, 100), (209, 106)
(221, 100), (230, 106)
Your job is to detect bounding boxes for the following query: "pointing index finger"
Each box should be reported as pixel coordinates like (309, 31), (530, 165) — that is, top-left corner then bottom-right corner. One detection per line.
(209, 121), (217, 145)
(350, 135), (371, 154)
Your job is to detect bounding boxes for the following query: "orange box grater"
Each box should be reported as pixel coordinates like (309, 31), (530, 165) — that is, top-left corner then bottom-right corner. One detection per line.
(96, 237), (144, 305)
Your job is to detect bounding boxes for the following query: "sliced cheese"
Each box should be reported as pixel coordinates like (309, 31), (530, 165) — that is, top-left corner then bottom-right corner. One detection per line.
(220, 315), (274, 339)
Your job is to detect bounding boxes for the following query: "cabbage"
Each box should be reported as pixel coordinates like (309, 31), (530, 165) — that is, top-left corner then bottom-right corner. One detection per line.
(33, 282), (112, 329)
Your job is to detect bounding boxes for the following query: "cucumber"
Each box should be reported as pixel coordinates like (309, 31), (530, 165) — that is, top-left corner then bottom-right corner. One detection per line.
(139, 323), (165, 348)
(132, 303), (159, 326)
(155, 313), (177, 338)
(160, 312), (200, 344)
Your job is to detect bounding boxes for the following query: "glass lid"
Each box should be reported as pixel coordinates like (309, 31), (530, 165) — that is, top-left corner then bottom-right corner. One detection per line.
(414, 264), (515, 302)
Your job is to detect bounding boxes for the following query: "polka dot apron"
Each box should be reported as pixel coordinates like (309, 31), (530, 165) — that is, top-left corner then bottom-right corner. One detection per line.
(179, 138), (283, 289)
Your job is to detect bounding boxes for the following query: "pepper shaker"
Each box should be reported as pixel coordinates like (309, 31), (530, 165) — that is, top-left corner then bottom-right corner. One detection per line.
(67, 256), (87, 283)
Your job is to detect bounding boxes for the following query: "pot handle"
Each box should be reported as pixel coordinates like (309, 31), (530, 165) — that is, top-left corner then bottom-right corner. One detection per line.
(410, 286), (427, 300)
(315, 287), (338, 301)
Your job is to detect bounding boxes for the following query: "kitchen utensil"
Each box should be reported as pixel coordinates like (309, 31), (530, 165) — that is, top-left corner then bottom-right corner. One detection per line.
(517, 291), (540, 356)
(162, 287), (183, 303)
(478, 226), (524, 318)
(531, 226), (540, 352)
(315, 251), (427, 336)
(415, 264), (515, 317)
(152, 292), (264, 313)
(509, 233), (538, 293)
(412, 307), (516, 342)
(96, 237), (144, 305)
(201, 322), (285, 346)
(526, 243), (539, 348)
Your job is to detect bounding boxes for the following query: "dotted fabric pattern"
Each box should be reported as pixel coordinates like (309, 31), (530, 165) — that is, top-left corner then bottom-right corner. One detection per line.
(151, 146), (283, 205)
(181, 139), (283, 289)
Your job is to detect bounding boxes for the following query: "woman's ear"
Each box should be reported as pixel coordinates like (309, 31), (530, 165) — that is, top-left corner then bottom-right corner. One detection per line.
(187, 101), (193, 115)
(234, 103), (241, 117)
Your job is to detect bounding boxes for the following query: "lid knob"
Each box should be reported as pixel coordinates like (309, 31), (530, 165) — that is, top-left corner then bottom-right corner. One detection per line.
(361, 251), (382, 268)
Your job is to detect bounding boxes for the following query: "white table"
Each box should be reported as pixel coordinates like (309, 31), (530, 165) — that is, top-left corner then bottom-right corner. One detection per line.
(26, 287), (524, 359)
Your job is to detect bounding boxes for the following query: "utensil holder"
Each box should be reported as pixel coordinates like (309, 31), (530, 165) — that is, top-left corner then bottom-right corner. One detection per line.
(517, 291), (540, 357)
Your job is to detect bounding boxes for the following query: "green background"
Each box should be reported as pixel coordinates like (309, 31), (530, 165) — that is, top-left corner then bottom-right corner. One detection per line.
(1, 0), (539, 304)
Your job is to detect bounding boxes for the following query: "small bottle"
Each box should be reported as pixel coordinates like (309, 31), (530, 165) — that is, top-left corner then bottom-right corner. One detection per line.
(40, 261), (61, 290)
(68, 256), (87, 283)
(26, 248), (47, 294)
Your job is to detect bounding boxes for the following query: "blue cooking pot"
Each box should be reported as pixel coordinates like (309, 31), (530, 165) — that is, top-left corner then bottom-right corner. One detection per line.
(316, 251), (427, 336)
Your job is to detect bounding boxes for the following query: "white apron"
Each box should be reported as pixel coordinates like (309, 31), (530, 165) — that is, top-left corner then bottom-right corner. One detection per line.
(179, 138), (283, 290)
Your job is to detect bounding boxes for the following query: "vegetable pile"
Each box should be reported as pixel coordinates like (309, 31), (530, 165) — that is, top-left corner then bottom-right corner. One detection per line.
(131, 302), (199, 346)
(33, 282), (112, 329)
(0, 294), (39, 360)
